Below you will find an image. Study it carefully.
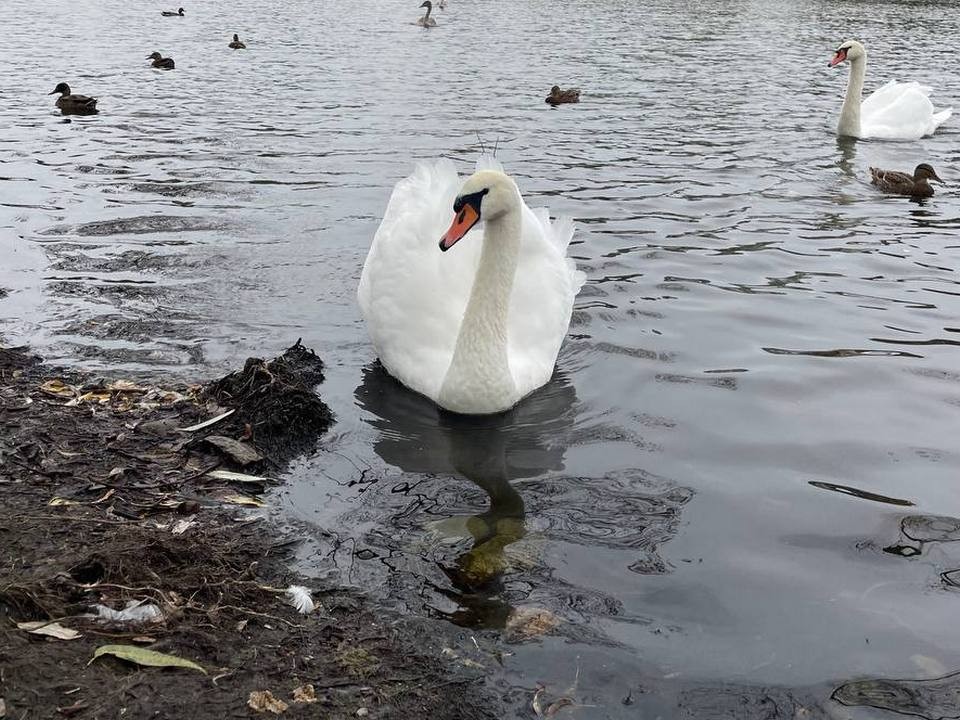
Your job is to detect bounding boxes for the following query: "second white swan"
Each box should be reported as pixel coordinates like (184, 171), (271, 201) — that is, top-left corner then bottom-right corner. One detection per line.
(829, 40), (951, 140)
(358, 158), (585, 415)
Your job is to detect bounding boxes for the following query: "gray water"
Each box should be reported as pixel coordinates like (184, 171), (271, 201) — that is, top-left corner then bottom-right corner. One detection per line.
(3, 0), (960, 716)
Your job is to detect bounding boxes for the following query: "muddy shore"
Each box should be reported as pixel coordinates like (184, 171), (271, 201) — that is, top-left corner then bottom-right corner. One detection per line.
(0, 343), (499, 719)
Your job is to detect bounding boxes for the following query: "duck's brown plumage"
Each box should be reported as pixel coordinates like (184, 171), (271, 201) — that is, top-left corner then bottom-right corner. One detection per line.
(49, 82), (98, 115)
(545, 86), (580, 106)
(870, 163), (943, 198)
(147, 52), (176, 69)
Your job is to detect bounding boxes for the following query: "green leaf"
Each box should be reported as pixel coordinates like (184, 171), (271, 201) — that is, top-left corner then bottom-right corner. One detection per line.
(90, 644), (206, 674)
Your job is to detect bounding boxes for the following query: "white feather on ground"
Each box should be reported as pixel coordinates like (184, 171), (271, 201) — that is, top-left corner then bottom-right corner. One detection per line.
(285, 585), (315, 614)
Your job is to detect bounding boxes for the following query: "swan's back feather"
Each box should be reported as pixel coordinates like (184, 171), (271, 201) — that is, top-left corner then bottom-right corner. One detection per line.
(359, 159), (583, 409)
(861, 80), (952, 140)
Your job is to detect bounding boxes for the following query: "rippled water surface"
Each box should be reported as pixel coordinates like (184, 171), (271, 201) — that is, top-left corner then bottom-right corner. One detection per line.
(4, 0), (960, 716)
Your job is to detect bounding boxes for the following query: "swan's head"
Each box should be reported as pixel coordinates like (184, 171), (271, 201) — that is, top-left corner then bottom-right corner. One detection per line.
(829, 40), (865, 67)
(420, 1), (432, 8)
(915, 164), (943, 183)
(440, 170), (519, 252)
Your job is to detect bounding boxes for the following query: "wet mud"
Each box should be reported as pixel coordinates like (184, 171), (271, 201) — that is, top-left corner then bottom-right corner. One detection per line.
(0, 343), (498, 719)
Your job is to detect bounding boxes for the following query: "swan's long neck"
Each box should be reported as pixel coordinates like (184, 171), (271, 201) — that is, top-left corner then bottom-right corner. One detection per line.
(838, 56), (865, 138)
(439, 204), (522, 414)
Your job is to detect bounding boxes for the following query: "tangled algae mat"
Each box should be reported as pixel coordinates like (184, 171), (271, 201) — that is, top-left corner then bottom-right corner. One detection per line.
(0, 342), (498, 719)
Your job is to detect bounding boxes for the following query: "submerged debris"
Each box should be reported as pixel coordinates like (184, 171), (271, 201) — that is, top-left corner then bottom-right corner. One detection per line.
(833, 670), (960, 719)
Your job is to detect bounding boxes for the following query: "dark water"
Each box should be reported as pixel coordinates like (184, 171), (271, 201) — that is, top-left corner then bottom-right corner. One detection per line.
(3, 0), (960, 716)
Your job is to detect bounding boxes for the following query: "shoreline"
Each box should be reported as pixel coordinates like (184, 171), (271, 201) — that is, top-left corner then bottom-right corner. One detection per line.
(0, 343), (499, 719)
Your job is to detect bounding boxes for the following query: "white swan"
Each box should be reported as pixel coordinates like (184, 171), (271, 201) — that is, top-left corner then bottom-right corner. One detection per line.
(829, 40), (951, 140)
(358, 158), (585, 415)
(416, 0), (437, 27)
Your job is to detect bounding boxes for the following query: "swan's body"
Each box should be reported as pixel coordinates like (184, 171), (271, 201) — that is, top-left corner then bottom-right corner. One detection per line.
(417, 0), (437, 27)
(229, 33), (246, 49)
(49, 82), (98, 114)
(870, 163), (942, 198)
(830, 40), (951, 140)
(146, 52), (175, 70)
(358, 158), (585, 415)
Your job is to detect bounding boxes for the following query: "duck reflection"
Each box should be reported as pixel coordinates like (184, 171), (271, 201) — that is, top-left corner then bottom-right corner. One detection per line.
(354, 362), (578, 622)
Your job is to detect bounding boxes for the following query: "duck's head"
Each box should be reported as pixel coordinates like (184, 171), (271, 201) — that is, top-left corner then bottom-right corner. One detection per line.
(178, 7), (185, 14)
(147, 51), (163, 60)
(440, 170), (519, 251)
(915, 164), (943, 183)
(829, 40), (865, 67)
(233, 33), (240, 41)
(49, 82), (71, 96)
(549, 85), (560, 95)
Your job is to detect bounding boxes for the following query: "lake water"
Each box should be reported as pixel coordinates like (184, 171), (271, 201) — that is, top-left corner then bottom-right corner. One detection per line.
(3, 0), (960, 716)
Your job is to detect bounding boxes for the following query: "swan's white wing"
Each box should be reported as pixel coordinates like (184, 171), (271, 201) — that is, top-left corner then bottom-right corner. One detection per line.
(359, 160), (483, 401)
(862, 80), (952, 140)
(507, 203), (586, 397)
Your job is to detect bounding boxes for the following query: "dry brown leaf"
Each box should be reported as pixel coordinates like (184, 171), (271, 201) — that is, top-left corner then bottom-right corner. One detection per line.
(248, 690), (288, 714)
(220, 494), (265, 508)
(18, 621), (81, 640)
(40, 379), (75, 397)
(505, 607), (561, 641)
(107, 380), (148, 393)
(291, 684), (317, 704)
(546, 697), (574, 716)
(73, 390), (111, 405)
(48, 497), (80, 507)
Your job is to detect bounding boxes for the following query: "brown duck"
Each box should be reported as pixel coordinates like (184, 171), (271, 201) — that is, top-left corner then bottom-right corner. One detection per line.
(545, 86), (580, 106)
(229, 34), (246, 49)
(49, 82), (98, 115)
(870, 163), (943, 198)
(147, 52), (176, 70)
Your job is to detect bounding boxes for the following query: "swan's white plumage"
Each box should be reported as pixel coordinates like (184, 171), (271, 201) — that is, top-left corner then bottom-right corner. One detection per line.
(358, 158), (584, 413)
(860, 80), (952, 140)
(833, 40), (951, 140)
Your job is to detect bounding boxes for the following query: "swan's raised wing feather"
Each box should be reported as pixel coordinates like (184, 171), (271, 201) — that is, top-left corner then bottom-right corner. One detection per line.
(359, 160), (482, 401)
(507, 204), (585, 396)
(862, 80), (952, 140)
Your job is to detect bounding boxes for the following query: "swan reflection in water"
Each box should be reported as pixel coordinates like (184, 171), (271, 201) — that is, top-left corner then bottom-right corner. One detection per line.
(354, 362), (578, 625)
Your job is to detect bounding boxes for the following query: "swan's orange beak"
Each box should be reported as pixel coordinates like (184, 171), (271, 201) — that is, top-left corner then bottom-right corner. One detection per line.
(829, 48), (847, 67)
(440, 204), (480, 252)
